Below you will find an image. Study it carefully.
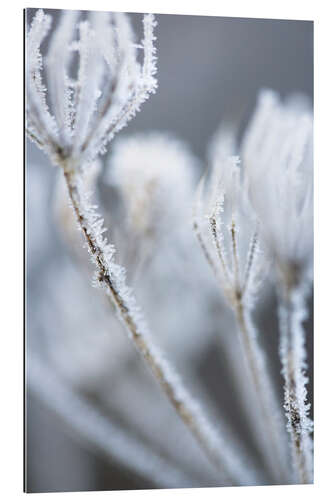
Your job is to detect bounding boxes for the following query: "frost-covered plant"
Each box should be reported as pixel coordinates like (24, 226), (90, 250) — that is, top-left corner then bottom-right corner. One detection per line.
(26, 9), (254, 485)
(193, 125), (290, 483)
(105, 132), (197, 278)
(53, 159), (103, 268)
(107, 133), (196, 239)
(242, 90), (314, 483)
(26, 9), (158, 166)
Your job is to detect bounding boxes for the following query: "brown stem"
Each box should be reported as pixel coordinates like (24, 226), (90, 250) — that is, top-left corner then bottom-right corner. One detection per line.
(63, 169), (248, 485)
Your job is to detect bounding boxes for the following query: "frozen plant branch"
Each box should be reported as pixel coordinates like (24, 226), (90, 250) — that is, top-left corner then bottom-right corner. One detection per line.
(63, 168), (255, 485)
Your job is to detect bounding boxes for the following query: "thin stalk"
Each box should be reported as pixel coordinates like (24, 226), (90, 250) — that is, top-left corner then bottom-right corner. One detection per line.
(193, 175), (222, 281)
(242, 228), (259, 295)
(234, 300), (290, 483)
(277, 283), (313, 484)
(209, 214), (232, 287)
(193, 218), (219, 277)
(230, 221), (289, 483)
(193, 212), (289, 482)
(230, 220), (240, 291)
(62, 168), (255, 486)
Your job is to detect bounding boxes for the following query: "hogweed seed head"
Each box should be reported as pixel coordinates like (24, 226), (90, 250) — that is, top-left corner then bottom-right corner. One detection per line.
(26, 9), (158, 171)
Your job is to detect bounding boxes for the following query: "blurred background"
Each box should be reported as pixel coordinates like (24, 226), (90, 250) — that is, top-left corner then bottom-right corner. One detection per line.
(25, 8), (313, 493)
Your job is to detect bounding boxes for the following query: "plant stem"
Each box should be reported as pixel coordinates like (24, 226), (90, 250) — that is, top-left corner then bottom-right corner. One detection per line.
(234, 300), (290, 483)
(277, 283), (313, 484)
(193, 211), (289, 481)
(229, 217), (289, 482)
(63, 169), (254, 486)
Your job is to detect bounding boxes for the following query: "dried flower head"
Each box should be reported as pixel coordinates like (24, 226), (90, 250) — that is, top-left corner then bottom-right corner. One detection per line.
(106, 133), (196, 240)
(26, 9), (158, 170)
(242, 90), (313, 288)
(194, 126), (265, 309)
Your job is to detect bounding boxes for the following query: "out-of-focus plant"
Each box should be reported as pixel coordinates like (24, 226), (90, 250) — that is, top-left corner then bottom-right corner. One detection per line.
(107, 133), (195, 243)
(104, 133), (197, 280)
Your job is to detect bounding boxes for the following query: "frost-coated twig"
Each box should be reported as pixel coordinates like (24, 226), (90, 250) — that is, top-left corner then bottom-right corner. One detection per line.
(277, 283), (313, 483)
(28, 353), (202, 488)
(62, 168), (256, 486)
(195, 212), (289, 482)
(233, 299), (289, 482)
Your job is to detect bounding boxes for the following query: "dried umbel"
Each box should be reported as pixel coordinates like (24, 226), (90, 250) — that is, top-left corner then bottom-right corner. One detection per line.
(26, 9), (158, 170)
